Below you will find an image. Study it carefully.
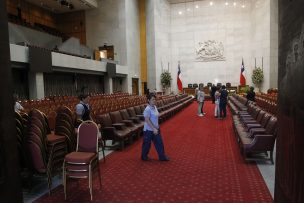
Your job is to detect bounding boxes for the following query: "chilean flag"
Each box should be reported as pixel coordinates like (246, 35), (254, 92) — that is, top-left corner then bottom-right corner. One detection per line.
(177, 62), (183, 92)
(240, 58), (246, 86)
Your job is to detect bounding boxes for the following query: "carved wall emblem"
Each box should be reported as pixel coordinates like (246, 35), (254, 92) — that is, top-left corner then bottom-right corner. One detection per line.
(195, 40), (225, 61)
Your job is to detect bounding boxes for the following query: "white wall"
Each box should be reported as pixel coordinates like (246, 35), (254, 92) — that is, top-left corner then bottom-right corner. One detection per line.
(146, 0), (156, 90)
(86, 0), (141, 94)
(170, 0), (252, 91)
(145, 0), (277, 93)
(270, 0), (279, 90)
(86, 0), (127, 65)
(125, 0), (141, 93)
(250, 0), (272, 92)
(146, 0), (171, 91)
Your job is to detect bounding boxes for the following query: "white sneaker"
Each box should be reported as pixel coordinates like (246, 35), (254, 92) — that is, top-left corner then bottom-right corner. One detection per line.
(203, 112), (206, 115)
(199, 114), (204, 117)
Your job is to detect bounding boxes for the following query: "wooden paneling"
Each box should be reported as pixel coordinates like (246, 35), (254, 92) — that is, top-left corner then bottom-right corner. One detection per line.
(6, 0), (86, 43)
(57, 11), (86, 44)
(6, 0), (56, 28)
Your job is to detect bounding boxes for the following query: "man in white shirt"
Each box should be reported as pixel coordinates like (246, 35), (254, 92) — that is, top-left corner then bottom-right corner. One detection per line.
(197, 86), (205, 116)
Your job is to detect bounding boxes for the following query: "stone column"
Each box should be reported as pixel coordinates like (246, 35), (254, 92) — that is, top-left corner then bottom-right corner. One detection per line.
(28, 72), (45, 99)
(104, 75), (113, 94)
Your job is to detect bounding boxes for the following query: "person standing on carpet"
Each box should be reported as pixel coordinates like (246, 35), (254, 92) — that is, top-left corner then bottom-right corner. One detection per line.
(214, 87), (221, 118)
(141, 93), (169, 161)
(219, 85), (228, 119)
(197, 86), (205, 116)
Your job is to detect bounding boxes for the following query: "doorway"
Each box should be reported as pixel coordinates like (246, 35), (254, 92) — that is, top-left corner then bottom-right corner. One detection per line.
(132, 78), (139, 95)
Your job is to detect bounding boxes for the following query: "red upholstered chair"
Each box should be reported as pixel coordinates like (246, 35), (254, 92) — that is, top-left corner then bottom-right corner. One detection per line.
(63, 121), (102, 200)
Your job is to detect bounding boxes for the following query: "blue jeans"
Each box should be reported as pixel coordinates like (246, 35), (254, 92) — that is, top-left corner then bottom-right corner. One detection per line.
(141, 130), (167, 160)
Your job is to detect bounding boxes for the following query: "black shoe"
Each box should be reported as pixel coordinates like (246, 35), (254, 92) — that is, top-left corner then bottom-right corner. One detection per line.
(141, 157), (151, 161)
(160, 157), (170, 161)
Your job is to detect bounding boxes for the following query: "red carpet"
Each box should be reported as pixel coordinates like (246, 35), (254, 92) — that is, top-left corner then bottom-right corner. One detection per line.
(35, 101), (273, 202)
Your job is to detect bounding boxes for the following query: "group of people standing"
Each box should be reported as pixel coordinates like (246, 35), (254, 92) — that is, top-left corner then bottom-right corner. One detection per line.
(196, 85), (228, 119)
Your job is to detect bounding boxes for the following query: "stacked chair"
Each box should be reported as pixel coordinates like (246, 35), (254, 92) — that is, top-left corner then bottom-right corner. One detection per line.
(26, 109), (67, 194)
(15, 112), (33, 187)
(52, 106), (77, 152)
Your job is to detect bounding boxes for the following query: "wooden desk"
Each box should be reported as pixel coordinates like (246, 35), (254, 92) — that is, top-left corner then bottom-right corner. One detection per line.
(227, 86), (238, 94)
(183, 88), (196, 95)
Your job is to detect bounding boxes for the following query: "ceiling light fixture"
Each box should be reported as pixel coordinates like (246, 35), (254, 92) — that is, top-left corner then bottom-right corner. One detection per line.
(225, 2), (229, 6)
(210, 1), (213, 6)
(178, 11), (183, 15)
(233, 2), (237, 6)
(195, 5), (199, 9)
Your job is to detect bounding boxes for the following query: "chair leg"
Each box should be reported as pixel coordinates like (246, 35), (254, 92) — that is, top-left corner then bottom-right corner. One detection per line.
(120, 141), (125, 149)
(97, 160), (102, 189)
(89, 164), (93, 201)
(102, 146), (106, 163)
(270, 150), (274, 164)
(63, 161), (67, 200)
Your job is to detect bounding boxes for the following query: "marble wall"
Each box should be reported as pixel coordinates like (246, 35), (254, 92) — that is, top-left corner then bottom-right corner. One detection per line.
(146, 0), (171, 91)
(145, 0), (278, 93)
(86, 0), (127, 65)
(125, 0), (141, 93)
(169, 0), (275, 92)
(86, 0), (141, 93)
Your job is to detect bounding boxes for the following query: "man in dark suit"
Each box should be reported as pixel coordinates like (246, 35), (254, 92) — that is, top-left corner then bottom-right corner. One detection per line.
(219, 85), (228, 119)
(211, 84), (217, 103)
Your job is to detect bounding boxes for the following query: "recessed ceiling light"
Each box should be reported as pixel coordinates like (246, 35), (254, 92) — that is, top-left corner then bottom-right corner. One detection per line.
(233, 2), (237, 6)
(195, 5), (199, 9)
(210, 1), (213, 6)
(178, 11), (182, 15)
(242, 4), (245, 8)
(225, 2), (229, 6)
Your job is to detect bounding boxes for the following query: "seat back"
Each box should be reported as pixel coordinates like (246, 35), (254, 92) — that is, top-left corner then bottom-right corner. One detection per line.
(110, 111), (123, 123)
(265, 117), (277, 134)
(251, 107), (261, 119)
(98, 113), (113, 127)
(120, 109), (130, 120)
(77, 121), (98, 153)
(139, 105), (146, 112)
(134, 106), (142, 115)
(256, 110), (266, 123)
(261, 113), (271, 128)
(127, 107), (137, 117)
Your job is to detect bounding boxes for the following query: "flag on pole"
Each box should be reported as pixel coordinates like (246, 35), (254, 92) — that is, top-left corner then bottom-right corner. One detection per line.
(240, 58), (246, 86)
(177, 62), (183, 92)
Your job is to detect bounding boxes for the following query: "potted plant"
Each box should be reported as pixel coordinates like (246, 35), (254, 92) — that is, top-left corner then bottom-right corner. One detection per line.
(251, 67), (264, 92)
(160, 70), (172, 94)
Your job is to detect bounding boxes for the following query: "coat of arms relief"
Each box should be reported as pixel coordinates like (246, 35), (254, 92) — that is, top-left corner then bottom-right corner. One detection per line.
(195, 40), (225, 61)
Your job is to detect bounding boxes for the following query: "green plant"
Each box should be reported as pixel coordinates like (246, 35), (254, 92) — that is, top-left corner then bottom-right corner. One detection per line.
(252, 67), (264, 86)
(160, 70), (172, 89)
